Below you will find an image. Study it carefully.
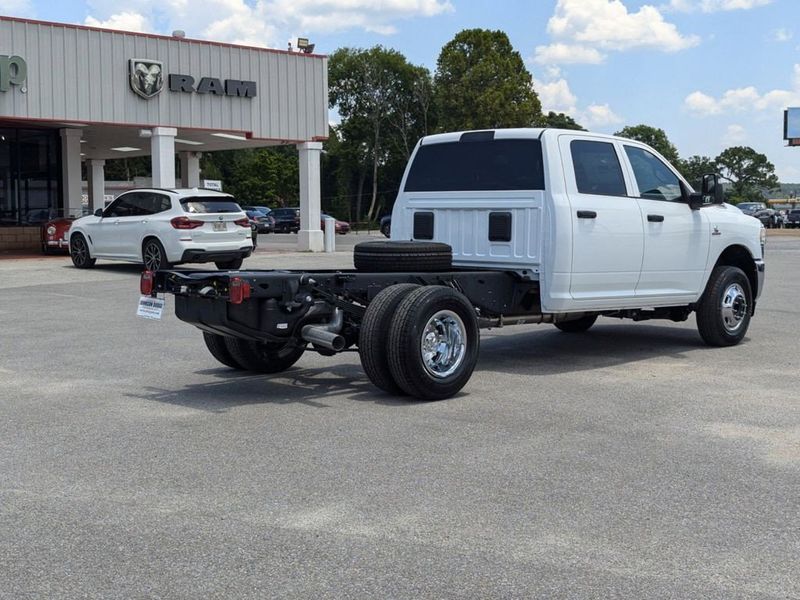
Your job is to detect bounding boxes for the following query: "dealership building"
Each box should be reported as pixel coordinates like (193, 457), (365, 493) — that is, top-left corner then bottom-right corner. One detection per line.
(0, 15), (329, 251)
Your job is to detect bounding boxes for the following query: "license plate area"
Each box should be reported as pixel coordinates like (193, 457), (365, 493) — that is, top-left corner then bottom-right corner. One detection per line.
(213, 222), (227, 232)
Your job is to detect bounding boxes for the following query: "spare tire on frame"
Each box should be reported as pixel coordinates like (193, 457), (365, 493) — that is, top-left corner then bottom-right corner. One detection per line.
(353, 240), (452, 273)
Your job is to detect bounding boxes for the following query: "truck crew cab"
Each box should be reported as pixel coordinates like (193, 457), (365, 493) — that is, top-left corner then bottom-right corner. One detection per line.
(144, 129), (765, 400)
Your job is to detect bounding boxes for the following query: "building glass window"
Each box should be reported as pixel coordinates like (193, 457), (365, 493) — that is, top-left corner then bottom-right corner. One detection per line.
(0, 127), (61, 226)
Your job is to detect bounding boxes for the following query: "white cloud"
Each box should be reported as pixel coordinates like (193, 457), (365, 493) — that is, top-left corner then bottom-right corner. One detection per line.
(84, 0), (453, 47)
(266, 0), (453, 35)
(685, 91), (721, 115)
(666, 0), (772, 11)
(3, 0), (34, 17)
(84, 12), (152, 33)
(684, 64), (800, 116)
(772, 28), (793, 43)
(723, 124), (747, 144)
(535, 78), (578, 114)
(580, 103), (624, 127)
(546, 0), (699, 53)
(532, 43), (605, 65)
(532, 72), (622, 130)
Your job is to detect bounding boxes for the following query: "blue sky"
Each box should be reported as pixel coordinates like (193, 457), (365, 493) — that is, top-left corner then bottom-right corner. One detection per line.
(5, 0), (800, 180)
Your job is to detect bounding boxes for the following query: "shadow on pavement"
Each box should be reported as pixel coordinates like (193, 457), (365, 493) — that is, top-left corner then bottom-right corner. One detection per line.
(476, 321), (709, 376)
(125, 362), (414, 412)
(126, 322), (714, 411)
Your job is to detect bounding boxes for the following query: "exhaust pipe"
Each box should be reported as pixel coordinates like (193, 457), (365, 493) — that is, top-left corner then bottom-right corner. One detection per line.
(301, 308), (345, 351)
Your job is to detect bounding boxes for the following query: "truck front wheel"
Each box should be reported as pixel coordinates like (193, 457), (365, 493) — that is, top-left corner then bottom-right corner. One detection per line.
(387, 286), (479, 401)
(223, 337), (306, 373)
(695, 266), (752, 347)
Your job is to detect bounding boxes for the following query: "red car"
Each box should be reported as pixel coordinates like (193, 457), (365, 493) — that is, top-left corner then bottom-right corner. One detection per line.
(321, 214), (350, 234)
(41, 217), (75, 254)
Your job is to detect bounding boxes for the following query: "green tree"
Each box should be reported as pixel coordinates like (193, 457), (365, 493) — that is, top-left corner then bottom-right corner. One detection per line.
(103, 156), (150, 181)
(613, 124), (680, 165)
(678, 155), (717, 189)
(434, 29), (541, 131)
(715, 146), (780, 201)
(536, 111), (585, 130)
(329, 46), (431, 221)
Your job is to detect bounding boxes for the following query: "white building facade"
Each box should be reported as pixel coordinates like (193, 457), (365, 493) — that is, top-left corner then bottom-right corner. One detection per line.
(0, 16), (329, 251)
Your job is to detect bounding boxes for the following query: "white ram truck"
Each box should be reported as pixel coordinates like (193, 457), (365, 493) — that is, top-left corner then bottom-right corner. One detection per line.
(145, 128), (765, 401)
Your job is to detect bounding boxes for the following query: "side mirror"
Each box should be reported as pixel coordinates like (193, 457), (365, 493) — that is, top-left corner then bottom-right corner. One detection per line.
(94, 208), (104, 217)
(701, 173), (725, 205)
(682, 181), (704, 210)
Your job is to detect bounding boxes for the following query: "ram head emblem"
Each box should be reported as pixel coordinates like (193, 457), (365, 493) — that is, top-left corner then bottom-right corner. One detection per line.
(129, 59), (164, 99)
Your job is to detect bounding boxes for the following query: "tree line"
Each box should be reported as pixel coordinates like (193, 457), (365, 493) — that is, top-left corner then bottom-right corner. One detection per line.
(100, 28), (781, 219)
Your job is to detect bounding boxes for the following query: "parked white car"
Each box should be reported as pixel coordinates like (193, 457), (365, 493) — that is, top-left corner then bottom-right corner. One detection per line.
(69, 188), (253, 270)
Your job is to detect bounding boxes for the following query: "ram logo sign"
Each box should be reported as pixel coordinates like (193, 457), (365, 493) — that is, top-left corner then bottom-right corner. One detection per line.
(129, 59), (164, 99)
(0, 55), (27, 93)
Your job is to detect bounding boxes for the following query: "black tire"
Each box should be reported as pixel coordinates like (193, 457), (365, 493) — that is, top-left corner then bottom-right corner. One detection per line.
(696, 265), (752, 347)
(555, 315), (598, 333)
(359, 283), (420, 395)
(142, 238), (172, 271)
(380, 223), (391, 238)
(354, 241), (452, 273)
(223, 337), (306, 373)
(202, 332), (245, 369)
(41, 241), (51, 255)
(215, 258), (244, 270)
(387, 286), (479, 401)
(70, 233), (96, 269)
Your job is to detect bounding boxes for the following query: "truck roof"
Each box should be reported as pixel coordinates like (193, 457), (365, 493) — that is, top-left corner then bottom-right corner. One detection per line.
(419, 128), (623, 146)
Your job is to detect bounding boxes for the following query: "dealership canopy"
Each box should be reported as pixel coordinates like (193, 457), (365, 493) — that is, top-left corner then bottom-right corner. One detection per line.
(0, 16), (329, 251)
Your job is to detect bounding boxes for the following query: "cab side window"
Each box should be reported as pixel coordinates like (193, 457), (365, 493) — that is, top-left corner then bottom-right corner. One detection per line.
(570, 140), (627, 197)
(624, 146), (682, 203)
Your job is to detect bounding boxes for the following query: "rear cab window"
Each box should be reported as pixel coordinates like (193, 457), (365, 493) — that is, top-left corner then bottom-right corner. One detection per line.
(404, 138), (545, 192)
(570, 140), (627, 196)
(181, 196), (241, 214)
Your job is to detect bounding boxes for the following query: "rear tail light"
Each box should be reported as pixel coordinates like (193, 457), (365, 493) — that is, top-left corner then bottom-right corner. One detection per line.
(234, 217), (250, 228)
(170, 216), (204, 229)
(140, 270), (155, 295)
(229, 277), (251, 304)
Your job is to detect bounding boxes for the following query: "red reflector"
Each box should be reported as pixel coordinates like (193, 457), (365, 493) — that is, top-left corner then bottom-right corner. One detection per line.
(140, 270), (155, 295)
(170, 216), (204, 229)
(229, 277), (251, 304)
(234, 217), (250, 228)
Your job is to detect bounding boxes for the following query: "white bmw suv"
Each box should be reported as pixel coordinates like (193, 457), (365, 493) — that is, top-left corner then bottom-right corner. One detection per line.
(68, 188), (253, 270)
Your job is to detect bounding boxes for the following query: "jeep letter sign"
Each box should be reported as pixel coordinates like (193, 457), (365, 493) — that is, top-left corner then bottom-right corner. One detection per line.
(0, 55), (27, 92)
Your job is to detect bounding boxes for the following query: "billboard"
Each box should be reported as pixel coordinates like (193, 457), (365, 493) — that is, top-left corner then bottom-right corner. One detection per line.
(783, 107), (800, 140)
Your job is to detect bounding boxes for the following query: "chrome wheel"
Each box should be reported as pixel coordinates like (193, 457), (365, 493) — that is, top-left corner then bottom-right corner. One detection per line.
(721, 283), (748, 333)
(420, 310), (466, 379)
(143, 242), (163, 271)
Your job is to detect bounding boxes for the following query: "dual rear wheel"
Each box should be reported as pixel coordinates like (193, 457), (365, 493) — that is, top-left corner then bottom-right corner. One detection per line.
(359, 284), (480, 400)
(202, 332), (305, 373)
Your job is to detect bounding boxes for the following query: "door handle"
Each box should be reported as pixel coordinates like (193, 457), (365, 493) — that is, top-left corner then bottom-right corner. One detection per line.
(577, 210), (597, 219)
(647, 214), (665, 222)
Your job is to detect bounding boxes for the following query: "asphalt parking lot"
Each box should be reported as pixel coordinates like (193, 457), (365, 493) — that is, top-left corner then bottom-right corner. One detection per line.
(2, 235), (799, 599)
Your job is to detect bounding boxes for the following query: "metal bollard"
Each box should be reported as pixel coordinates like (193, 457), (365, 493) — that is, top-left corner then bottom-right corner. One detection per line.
(323, 216), (335, 253)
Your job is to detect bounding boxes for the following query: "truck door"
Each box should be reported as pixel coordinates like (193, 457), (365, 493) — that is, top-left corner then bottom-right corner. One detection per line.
(559, 136), (644, 303)
(621, 144), (710, 299)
